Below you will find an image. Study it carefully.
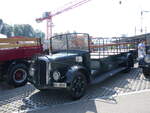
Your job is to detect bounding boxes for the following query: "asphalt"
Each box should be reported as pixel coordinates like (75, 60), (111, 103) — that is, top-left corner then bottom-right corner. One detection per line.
(29, 89), (150, 113)
(1, 66), (150, 113)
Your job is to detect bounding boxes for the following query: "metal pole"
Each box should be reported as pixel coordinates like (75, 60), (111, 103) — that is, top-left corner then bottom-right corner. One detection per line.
(140, 11), (143, 34)
(140, 10), (150, 34)
(47, 18), (52, 40)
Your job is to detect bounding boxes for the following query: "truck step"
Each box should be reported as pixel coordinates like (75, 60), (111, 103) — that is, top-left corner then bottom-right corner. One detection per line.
(91, 67), (126, 84)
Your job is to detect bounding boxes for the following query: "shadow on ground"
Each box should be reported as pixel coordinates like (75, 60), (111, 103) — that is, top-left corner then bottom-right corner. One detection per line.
(21, 69), (140, 112)
(0, 67), (148, 113)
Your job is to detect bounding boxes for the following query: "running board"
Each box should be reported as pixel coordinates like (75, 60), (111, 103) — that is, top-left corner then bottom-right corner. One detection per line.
(91, 67), (126, 84)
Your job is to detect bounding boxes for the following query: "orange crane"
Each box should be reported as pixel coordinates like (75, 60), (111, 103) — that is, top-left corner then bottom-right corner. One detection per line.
(36, 0), (92, 40)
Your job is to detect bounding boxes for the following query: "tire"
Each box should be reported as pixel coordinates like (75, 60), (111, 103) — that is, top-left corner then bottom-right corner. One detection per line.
(7, 64), (28, 87)
(124, 57), (134, 73)
(37, 88), (48, 92)
(69, 72), (87, 100)
(142, 68), (150, 78)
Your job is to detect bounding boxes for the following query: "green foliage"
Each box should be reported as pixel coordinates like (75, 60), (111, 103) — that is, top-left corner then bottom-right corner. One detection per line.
(0, 19), (3, 32)
(0, 19), (45, 38)
(1, 24), (13, 37)
(34, 29), (45, 38)
(14, 24), (35, 38)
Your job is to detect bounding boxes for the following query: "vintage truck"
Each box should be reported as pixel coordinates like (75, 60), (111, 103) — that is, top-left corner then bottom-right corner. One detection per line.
(28, 33), (136, 99)
(139, 37), (150, 78)
(0, 36), (43, 87)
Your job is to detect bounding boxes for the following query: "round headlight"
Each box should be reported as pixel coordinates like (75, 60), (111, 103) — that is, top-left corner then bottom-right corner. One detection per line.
(53, 71), (61, 81)
(144, 55), (150, 63)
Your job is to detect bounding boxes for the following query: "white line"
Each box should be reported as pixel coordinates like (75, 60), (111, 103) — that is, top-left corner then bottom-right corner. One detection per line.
(115, 89), (150, 96)
(91, 89), (150, 101)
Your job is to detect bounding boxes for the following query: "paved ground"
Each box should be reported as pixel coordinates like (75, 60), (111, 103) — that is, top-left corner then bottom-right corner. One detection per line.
(0, 66), (150, 113)
(30, 89), (150, 113)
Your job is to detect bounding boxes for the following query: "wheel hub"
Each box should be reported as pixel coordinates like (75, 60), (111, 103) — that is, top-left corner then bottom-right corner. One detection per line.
(13, 68), (27, 83)
(15, 70), (24, 80)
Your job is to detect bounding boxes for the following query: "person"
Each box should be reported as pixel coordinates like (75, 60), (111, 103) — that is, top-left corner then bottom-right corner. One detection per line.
(138, 40), (146, 60)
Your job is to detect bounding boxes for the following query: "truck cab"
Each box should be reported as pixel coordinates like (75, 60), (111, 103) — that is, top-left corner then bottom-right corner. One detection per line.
(28, 33), (135, 99)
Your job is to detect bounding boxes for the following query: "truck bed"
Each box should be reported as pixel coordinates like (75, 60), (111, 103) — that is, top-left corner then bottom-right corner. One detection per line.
(0, 46), (42, 61)
(0, 37), (43, 61)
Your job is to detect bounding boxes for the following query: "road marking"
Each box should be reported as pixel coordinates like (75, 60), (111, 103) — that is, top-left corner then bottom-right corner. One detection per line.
(13, 88), (150, 113)
(115, 88), (150, 96)
(92, 88), (150, 101)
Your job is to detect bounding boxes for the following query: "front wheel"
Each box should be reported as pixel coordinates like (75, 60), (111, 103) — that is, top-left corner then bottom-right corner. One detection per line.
(69, 72), (87, 100)
(7, 64), (28, 87)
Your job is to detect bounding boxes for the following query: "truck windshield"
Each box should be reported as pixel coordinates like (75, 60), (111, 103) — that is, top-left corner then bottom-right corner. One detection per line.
(50, 33), (89, 52)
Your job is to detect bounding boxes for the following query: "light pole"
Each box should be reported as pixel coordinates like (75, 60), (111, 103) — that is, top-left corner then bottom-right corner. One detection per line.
(140, 10), (150, 34)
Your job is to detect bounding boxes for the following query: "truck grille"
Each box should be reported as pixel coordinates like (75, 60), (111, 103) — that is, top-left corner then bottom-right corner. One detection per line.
(31, 59), (47, 85)
(38, 60), (46, 85)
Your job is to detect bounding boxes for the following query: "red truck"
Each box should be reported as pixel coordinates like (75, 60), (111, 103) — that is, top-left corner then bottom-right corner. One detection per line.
(0, 36), (43, 87)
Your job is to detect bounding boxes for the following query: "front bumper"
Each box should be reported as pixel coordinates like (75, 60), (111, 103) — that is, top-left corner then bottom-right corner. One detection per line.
(28, 76), (69, 90)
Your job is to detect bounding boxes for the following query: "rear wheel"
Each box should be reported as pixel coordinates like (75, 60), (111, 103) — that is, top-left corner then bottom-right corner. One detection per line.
(142, 68), (150, 78)
(69, 72), (87, 100)
(124, 57), (134, 73)
(38, 88), (48, 92)
(7, 64), (28, 87)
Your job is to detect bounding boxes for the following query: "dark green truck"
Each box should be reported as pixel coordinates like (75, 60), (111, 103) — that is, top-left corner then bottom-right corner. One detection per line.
(28, 33), (136, 99)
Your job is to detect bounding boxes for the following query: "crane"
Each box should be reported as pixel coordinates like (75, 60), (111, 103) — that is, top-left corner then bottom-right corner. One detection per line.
(140, 10), (150, 33)
(36, 0), (92, 40)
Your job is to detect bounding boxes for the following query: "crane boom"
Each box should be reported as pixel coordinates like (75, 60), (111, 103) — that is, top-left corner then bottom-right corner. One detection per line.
(36, 0), (92, 39)
(52, 0), (92, 17)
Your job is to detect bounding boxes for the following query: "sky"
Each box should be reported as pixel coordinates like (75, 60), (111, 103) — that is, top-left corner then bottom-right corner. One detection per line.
(0, 0), (150, 38)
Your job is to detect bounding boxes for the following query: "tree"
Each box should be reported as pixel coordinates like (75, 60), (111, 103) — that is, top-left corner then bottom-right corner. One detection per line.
(0, 19), (45, 38)
(1, 24), (13, 37)
(14, 24), (45, 38)
(0, 19), (3, 33)
(14, 24), (24, 37)
(34, 29), (45, 38)
(14, 24), (35, 38)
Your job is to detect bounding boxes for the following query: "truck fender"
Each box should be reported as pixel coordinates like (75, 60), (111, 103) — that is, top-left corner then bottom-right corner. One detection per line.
(65, 66), (90, 84)
(8, 60), (29, 70)
(126, 52), (133, 59)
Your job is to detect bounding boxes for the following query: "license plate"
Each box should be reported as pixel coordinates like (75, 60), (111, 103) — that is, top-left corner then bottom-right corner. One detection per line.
(53, 83), (67, 88)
